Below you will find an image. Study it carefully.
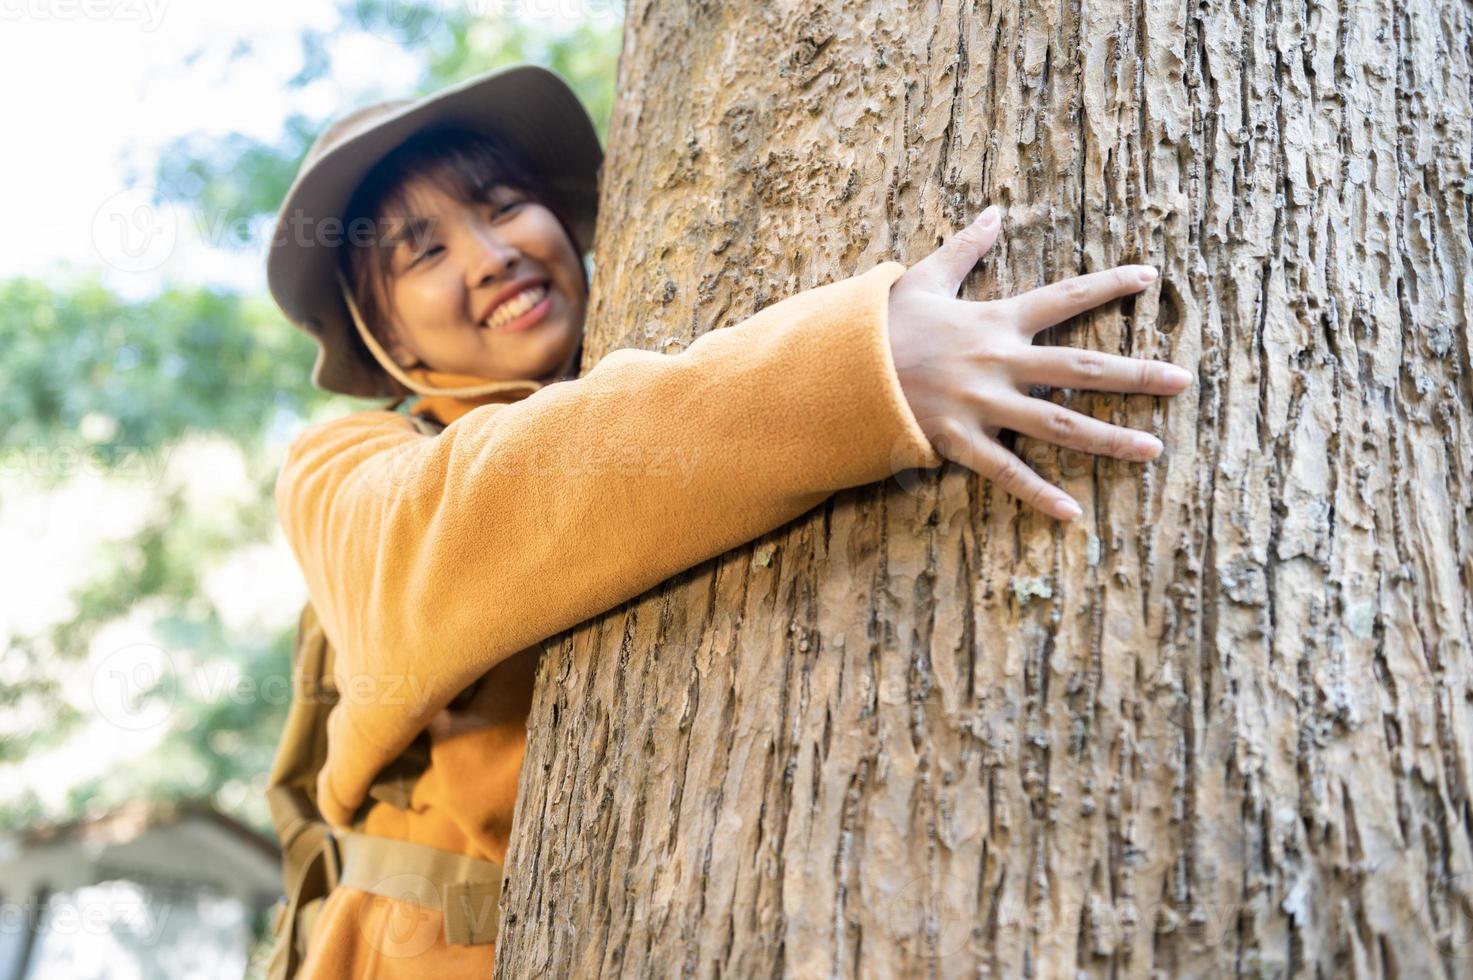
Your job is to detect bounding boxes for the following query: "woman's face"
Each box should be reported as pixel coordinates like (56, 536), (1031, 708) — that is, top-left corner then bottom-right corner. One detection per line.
(379, 176), (588, 383)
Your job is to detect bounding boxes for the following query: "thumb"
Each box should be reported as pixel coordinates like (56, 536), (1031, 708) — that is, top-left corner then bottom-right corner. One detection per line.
(905, 206), (1003, 297)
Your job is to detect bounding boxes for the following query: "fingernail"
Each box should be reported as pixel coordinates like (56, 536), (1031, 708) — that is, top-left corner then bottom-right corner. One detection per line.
(1057, 498), (1082, 521)
(978, 206), (1000, 227)
(1136, 265), (1158, 285)
(1132, 433), (1164, 458)
(1165, 364), (1193, 385)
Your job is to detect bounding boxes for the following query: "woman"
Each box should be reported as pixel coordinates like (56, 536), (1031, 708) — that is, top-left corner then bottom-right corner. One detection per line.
(263, 63), (1190, 977)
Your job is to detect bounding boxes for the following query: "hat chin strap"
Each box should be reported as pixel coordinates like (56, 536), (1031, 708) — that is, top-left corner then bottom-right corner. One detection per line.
(335, 268), (544, 399)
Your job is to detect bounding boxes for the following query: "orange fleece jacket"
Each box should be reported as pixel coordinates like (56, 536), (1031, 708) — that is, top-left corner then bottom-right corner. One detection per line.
(274, 259), (941, 973)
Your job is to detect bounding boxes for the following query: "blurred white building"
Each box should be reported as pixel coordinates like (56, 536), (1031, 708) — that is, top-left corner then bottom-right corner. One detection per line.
(0, 801), (280, 980)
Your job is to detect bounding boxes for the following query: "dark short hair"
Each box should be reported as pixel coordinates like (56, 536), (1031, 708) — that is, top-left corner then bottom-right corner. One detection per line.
(337, 125), (582, 356)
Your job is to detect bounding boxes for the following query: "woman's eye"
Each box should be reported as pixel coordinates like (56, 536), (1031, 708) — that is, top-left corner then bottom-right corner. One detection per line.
(411, 244), (443, 266)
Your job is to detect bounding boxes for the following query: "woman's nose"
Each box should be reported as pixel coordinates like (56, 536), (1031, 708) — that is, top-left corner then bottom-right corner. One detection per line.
(465, 227), (520, 287)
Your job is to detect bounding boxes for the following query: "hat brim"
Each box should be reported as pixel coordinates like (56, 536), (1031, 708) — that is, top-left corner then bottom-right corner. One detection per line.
(266, 64), (602, 399)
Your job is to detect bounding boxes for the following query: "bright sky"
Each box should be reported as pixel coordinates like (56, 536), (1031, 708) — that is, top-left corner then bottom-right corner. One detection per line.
(0, 0), (425, 297)
(0, 1), (620, 296)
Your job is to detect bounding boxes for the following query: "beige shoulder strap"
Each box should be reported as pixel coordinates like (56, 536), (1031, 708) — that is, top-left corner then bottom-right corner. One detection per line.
(263, 602), (341, 979)
(336, 831), (505, 946)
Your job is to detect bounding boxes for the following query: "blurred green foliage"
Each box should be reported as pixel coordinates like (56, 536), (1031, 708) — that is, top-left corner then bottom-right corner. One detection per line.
(0, 280), (316, 464)
(0, 0), (622, 838)
(152, 5), (620, 241)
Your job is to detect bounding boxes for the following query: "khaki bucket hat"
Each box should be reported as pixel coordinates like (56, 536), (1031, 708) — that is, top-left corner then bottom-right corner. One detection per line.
(266, 63), (602, 399)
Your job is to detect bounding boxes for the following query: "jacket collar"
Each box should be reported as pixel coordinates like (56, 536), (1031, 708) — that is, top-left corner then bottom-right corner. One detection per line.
(404, 367), (542, 426)
(403, 338), (584, 427)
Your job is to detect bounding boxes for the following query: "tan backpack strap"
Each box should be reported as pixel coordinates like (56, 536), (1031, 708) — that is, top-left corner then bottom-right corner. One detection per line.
(336, 831), (505, 946)
(265, 820), (342, 980)
(264, 605), (338, 886)
(267, 784), (329, 877)
(262, 601), (342, 979)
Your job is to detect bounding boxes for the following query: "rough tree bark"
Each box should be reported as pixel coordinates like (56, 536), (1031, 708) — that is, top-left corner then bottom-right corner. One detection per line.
(497, 0), (1473, 976)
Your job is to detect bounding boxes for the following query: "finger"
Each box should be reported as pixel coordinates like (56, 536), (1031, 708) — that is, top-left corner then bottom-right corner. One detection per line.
(1011, 347), (1194, 395)
(989, 393), (1164, 462)
(907, 207), (1004, 297)
(1007, 265), (1158, 337)
(956, 426), (1082, 521)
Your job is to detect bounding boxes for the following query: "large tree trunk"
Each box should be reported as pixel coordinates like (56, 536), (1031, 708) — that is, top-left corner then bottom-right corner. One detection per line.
(497, 0), (1473, 976)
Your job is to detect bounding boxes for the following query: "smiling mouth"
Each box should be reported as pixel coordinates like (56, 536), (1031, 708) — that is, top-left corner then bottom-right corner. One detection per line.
(481, 283), (550, 330)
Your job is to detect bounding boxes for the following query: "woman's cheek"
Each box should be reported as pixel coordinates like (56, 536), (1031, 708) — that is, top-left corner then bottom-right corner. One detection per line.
(414, 273), (458, 331)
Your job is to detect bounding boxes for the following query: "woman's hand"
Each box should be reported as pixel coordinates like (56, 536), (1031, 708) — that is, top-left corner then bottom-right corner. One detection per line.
(888, 205), (1193, 521)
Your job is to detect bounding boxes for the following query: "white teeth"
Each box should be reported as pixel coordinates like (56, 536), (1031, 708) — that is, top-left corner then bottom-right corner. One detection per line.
(483, 284), (548, 329)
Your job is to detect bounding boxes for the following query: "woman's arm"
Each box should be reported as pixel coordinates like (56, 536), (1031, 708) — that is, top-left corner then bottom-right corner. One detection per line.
(275, 260), (937, 824)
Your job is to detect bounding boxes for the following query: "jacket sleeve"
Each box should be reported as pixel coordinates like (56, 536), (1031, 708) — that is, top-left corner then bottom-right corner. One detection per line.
(274, 259), (941, 825)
